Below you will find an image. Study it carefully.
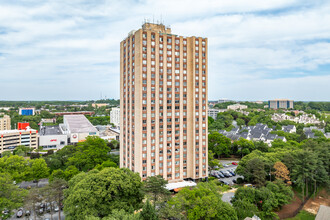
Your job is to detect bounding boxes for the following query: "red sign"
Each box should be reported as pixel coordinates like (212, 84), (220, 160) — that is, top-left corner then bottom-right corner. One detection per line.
(50, 139), (57, 142)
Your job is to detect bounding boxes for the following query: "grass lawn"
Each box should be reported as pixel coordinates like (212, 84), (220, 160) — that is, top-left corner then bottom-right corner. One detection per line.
(285, 210), (315, 220)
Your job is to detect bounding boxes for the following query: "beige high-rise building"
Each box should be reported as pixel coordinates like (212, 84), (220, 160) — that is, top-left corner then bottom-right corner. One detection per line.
(0, 115), (11, 130)
(120, 22), (208, 182)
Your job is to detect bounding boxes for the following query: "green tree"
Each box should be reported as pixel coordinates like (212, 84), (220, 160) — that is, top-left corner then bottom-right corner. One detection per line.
(64, 168), (144, 220)
(64, 165), (80, 181)
(13, 145), (32, 157)
(0, 173), (28, 219)
(163, 182), (237, 220)
(236, 118), (245, 127)
(49, 169), (66, 182)
(291, 150), (317, 202)
(140, 200), (158, 220)
(143, 175), (170, 206)
(50, 178), (68, 220)
(208, 150), (222, 170)
(232, 138), (255, 157)
(67, 136), (111, 171)
(1, 151), (11, 157)
(44, 145), (77, 171)
(31, 158), (50, 186)
(24, 187), (43, 220)
(105, 209), (140, 220)
(0, 155), (31, 182)
(208, 132), (231, 158)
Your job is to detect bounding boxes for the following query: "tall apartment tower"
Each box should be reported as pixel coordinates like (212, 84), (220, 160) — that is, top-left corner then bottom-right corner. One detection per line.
(120, 23), (208, 182)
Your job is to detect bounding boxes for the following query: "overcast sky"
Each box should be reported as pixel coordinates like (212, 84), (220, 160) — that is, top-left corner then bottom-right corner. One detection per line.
(0, 0), (329, 101)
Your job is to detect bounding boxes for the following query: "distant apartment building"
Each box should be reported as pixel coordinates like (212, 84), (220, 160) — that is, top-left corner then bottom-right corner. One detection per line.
(19, 107), (35, 116)
(208, 108), (224, 120)
(227, 103), (248, 110)
(0, 115), (11, 130)
(110, 107), (120, 127)
(0, 129), (38, 154)
(120, 22), (208, 182)
(268, 99), (294, 109)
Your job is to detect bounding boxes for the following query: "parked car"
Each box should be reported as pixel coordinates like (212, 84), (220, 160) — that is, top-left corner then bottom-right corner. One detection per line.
(16, 209), (23, 218)
(223, 164), (229, 167)
(228, 170), (236, 176)
(232, 162), (238, 165)
(38, 208), (44, 214)
(219, 180), (229, 185)
(220, 171), (231, 177)
(54, 206), (59, 212)
(217, 172), (225, 178)
(25, 210), (31, 216)
(244, 184), (255, 188)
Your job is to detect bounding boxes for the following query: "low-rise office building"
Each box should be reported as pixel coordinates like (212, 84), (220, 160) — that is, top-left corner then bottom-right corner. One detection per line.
(39, 125), (68, 150)
(0, 115), (11, 130)
(0, 128), (38, 154)
(268, 99), (294, 109)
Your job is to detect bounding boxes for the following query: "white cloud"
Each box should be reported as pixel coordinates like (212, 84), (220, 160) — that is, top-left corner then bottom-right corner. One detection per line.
(0, 0), (329, 100)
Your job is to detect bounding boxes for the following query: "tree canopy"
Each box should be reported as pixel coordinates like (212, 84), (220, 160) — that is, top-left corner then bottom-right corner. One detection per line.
(64, 168), (144, 220)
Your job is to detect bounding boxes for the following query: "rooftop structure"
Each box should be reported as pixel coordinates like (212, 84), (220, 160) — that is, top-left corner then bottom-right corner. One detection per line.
(63, 115), (98, 134)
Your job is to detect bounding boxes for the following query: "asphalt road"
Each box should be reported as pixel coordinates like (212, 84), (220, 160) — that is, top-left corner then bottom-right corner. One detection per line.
(221, 191), (235, 204)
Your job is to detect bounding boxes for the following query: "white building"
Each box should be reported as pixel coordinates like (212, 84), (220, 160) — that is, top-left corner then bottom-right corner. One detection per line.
(227, 104), (248, 110)
(208, 108), (222, 120)
(39, 125), (68, 150)
(63, 115), (99, 143)
(110, 107), (120, 127)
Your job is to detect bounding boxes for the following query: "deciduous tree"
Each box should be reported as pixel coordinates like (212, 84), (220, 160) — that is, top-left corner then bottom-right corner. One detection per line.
(143, 175), (170, 206)
(273, 161), (291, 185)
(0, 173), (28, 218)
(64, 168), (144, 220)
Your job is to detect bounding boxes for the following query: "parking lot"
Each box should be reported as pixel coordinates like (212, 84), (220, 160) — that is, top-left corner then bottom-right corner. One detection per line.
(210, 160), (243, 185)
(8, 209), (65, 220)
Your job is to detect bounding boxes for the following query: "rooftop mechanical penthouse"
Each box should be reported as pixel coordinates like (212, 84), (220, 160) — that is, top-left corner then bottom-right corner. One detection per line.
(120, 22), (208, 182)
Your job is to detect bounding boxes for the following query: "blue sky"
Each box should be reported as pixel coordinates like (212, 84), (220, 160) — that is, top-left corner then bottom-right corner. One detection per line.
(0, 0), (329, 101)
